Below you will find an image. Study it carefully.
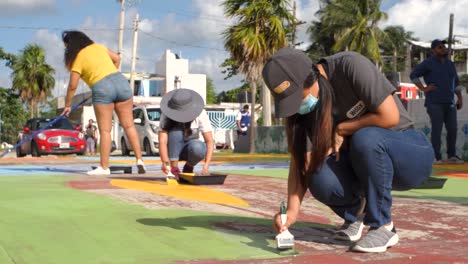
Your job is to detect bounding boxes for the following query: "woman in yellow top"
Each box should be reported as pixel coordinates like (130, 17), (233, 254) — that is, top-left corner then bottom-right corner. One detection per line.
(61, 31), (146, 175)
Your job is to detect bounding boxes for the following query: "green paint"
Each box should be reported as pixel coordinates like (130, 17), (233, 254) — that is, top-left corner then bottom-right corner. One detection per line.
(0, 176), (287, 264)
(393, 177), (468, 204)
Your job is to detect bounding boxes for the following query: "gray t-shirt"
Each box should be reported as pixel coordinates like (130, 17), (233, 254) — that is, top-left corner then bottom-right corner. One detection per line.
(320, 52), (414, 129)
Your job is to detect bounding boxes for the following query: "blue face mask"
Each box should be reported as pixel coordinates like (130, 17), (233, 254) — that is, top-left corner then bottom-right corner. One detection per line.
(298, 94), (319, 115)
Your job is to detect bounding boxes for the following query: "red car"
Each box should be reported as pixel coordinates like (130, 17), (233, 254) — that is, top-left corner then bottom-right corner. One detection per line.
(16, 118), (86, 157)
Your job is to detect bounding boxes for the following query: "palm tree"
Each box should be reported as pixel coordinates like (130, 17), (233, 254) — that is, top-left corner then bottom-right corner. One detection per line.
(330, 0), (389, 65)
(308, 0), (389, 66)
(11, 44), (55, 118)
(0, 47), (16, 67)
(223, 0), (295, 153)
(381, 25), (417, 73)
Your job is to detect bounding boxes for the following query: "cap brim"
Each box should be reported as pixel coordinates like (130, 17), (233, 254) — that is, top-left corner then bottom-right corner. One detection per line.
(274, 87), (303, 118)
(160, 89), (204, 123)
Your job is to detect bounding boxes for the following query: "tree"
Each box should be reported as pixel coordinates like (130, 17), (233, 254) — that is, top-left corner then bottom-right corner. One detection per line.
(11, 44), (55, 118)
(223, 0), (295, 153)
(39, 96), (58, 117)
(0, 47), (16, 67)
(307, 0), (390, 66)
(380, 25), (417, 73)
(216, 83), (260, 103)
(206, 77), (217, 104)
(0, 88), (27, 144)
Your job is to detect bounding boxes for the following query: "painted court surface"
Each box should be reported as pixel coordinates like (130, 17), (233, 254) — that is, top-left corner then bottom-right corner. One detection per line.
(0, 154), (467, 264)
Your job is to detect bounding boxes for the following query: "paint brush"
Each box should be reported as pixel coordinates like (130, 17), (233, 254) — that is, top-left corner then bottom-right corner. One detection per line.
(276, 201), (295, 250)
(166, 172), (179, 186)
(165, 163), (179, 186)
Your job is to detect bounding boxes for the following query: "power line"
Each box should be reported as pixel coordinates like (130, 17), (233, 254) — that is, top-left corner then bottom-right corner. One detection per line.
(0, 25), (132, 31)
(140, 31), (225, 52)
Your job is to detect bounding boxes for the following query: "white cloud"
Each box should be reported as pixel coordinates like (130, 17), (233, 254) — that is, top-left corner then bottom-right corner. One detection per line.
(295, 0), (321, 49)
(0, 0), (56, 16)
(384, 0), (468, 43)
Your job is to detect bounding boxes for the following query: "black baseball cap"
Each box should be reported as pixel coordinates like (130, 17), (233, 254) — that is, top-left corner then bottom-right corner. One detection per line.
(262, 47), (312, 117)
(431, 39), (447, 49)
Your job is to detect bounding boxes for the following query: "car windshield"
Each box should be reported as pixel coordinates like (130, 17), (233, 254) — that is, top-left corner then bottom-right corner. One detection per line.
(36, 119), (74, 130)
(147, 109), (161, 121)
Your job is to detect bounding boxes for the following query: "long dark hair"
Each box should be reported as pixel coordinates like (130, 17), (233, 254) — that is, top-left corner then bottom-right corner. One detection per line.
(161, 118), (193, 138)
(286, 64), (335, 187)
(62, 31), (94, 70)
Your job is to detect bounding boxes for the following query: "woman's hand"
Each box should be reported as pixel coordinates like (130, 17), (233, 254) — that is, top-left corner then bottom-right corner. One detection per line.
(273, 211), (297, 233)
(202, 164), (209, 175)
(61, 106), (71, 117)
(327, 129), (345, 161)
(161, 163), (170, 175)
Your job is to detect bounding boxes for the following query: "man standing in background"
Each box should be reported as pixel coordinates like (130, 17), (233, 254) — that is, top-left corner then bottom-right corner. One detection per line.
(236, 104), (250, 136)
(410, 39), (464, 164)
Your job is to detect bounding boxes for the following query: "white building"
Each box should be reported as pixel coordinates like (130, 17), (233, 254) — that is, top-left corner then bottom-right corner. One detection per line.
(155, 49), (207, 102)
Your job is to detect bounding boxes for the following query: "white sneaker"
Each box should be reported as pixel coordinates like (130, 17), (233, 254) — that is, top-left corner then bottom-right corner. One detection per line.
(87, 166), (110, 175)
(137, 159), (146, 174)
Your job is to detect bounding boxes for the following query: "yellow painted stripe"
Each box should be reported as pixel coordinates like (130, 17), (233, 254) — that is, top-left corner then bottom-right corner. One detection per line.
(110, 179), (249, 207)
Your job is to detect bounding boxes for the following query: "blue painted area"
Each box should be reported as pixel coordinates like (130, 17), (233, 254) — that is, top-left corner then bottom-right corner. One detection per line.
(0, 165), (87, 176)
(0, 161), (289, 176)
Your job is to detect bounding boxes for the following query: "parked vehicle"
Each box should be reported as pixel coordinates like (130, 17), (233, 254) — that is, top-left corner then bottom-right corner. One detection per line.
(16, 118), (86, 157)
(120, 105), (161, 156)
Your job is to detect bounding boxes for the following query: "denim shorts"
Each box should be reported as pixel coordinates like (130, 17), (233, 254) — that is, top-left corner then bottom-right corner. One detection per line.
(92, 72), (133, 104)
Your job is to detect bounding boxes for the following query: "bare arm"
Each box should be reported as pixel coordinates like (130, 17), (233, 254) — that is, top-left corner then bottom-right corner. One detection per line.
(107, 49), (121, 69)
(274, 154), (309, 232)
(287, 157), (308, 215)
(65, 71), (81, 107)
(158, 130), (170, 174)
(336, 95), (400, 136)
(202, 131), (214, 173)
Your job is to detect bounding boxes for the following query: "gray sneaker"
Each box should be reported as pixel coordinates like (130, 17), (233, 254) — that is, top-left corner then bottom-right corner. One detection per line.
(335, 197), (367, 242)
(335, 216), (365, 242)
(352, 224), (399, 253)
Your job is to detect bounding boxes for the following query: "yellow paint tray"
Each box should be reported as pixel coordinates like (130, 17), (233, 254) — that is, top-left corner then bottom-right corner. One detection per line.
(179, 172), (228, 185)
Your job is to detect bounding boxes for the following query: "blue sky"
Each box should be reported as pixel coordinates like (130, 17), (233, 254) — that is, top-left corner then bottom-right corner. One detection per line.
(0, 0), (466, 96)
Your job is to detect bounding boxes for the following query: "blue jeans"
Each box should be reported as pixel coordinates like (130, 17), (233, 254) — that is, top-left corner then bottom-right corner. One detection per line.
(92, 72), (133, 104)
(426, 103), (458, 160)
(308, 127), (434, 227)
(168, 130), (206, 166)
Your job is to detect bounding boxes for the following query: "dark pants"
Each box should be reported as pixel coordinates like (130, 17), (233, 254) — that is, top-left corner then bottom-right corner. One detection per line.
(308, 127), (434, 227)
(426, 103), (458, 160)
(168, 130), (206, 166)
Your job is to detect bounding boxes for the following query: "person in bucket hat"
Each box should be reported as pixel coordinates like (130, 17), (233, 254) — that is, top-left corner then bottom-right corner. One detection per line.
(263, 47), (434, 253)
(158, 88), (214, 179)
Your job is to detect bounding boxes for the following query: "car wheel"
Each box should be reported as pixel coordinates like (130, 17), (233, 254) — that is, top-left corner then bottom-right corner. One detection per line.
(144, 138), (153, 156)
(31, 142), (41, 157)
(77, 151), (85, 156)
(16, 142), (25, 158)
(121, 138), (130, 156)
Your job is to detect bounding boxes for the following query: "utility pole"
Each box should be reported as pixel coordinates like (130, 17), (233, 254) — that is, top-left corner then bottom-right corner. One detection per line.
(448, 13), (454, 58)
(118, 0), (125, 71)
(129, 13), (139, 92)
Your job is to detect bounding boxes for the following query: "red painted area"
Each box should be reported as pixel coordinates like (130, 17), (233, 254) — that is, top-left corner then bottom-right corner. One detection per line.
(437, 171), (468, 179)
(67, 180), (119, 190)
